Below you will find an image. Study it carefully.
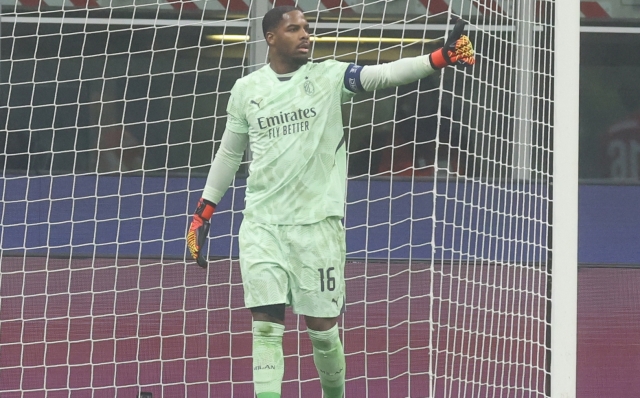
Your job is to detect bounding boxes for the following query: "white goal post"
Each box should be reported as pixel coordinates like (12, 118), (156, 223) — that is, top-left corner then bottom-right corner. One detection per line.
(0, 0), (578, 397)
(551, 0), (579, 397)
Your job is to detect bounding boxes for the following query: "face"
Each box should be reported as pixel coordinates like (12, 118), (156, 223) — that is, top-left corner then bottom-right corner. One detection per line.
(266, 10), (310, 65)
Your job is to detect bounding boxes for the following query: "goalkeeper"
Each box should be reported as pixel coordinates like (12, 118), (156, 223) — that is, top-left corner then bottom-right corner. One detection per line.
(187, 6), (474, 398)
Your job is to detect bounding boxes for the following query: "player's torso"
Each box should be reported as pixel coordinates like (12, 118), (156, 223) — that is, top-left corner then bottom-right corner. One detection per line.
(241, 62), (344, 161)
(235, 61), (349, 224)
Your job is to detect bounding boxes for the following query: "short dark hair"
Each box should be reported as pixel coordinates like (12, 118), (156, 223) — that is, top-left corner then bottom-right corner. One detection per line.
(262, 6), (298, 37)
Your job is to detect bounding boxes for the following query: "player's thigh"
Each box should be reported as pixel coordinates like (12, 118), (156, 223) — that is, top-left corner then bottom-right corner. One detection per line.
(287, 217), (346, 318)
(239, 220), (289, 308)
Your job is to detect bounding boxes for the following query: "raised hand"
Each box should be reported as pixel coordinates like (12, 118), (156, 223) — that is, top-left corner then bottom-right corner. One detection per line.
(430, 19), (476, 69)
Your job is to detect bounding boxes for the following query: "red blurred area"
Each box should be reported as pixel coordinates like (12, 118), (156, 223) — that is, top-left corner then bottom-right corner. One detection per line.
(1, 257), (637, 397)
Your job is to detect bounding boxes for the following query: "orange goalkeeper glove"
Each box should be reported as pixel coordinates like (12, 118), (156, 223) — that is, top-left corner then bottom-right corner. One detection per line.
(429, 19), (476, 69)
(187, 198), (215, 268)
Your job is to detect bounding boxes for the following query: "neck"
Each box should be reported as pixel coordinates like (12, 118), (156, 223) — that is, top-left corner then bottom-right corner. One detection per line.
(269, 54), (304, 74)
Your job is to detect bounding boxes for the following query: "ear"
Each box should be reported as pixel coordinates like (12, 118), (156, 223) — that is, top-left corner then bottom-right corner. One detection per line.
(265, 31), (276, 46)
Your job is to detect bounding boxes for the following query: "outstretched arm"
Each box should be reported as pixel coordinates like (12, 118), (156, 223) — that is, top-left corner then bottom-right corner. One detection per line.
(358, 56), (437, 92)
(351, 20), (475, 92)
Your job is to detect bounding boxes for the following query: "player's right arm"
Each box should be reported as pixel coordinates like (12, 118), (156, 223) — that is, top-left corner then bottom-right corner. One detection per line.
(187, 83), (250, 268)
(201, 130), (249, 204)
(187, 129), (248, 268)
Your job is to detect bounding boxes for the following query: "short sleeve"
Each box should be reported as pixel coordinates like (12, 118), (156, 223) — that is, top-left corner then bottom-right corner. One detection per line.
(320, 60), (358, 103)
(225, 82), (249, 134)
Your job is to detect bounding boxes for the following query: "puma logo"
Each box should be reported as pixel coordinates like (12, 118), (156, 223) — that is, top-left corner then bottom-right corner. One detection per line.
(332, 298), (339, 307)
(250, 98), (263, 108)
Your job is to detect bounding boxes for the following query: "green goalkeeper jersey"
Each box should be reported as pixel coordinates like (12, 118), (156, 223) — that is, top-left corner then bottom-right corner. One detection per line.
(225, 60), (357, 225)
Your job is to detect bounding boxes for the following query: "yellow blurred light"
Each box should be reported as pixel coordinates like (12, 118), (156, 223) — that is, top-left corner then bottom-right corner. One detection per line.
(311, 36), (435, 44)
(207, 34), (251, 42)
(206, 35), (435, 44)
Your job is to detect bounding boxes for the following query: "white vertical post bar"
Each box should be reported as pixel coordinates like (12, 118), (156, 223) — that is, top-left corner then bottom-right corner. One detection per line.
(551, 0), (579, 397)
(513, 0), (535, 180)
(249, 0), (269, 72)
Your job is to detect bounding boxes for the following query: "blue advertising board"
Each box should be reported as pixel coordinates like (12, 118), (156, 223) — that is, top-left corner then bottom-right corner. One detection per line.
(1, 176), (638, 265)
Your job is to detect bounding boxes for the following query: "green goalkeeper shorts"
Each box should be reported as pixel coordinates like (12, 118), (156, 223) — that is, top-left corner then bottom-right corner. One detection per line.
(238, 216), (346, 318)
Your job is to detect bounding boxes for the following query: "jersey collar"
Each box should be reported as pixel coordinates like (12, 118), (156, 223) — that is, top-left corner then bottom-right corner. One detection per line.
(266, 63), (310, 83)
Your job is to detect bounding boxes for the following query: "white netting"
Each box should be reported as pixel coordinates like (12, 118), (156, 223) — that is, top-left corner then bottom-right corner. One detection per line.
(0, 0), (553, 397)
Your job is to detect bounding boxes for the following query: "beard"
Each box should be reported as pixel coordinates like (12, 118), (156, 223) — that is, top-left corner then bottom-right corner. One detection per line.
(291, 54), (309, 65)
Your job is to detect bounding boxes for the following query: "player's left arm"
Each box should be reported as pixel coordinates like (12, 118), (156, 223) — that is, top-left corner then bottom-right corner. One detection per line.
(345, 19), (475, 93)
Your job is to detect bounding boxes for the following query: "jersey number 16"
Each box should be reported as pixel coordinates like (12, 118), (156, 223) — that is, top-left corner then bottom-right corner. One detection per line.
(318, 267), (336, 292)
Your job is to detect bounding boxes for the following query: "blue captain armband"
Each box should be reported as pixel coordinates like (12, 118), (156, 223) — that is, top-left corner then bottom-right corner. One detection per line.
(344, 63), (364, 93)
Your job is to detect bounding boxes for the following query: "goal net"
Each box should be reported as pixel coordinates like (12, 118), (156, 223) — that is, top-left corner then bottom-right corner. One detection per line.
(1, 0), (559, 397)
